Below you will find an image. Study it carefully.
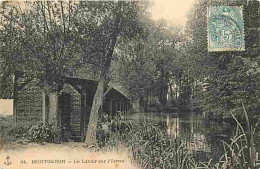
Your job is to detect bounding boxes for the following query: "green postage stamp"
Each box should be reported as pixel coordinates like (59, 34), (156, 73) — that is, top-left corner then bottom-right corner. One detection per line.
(207, 6), (245, 52)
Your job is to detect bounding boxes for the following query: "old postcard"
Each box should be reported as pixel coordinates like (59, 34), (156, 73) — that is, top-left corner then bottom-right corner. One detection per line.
(0, 0), (259, 169)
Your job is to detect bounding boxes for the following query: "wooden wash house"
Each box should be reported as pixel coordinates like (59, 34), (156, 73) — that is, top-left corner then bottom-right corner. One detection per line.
(13, 72), (132, 142)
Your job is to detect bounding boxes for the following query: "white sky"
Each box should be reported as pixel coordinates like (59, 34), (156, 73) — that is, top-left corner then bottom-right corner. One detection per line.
(151, 0), (195, 26)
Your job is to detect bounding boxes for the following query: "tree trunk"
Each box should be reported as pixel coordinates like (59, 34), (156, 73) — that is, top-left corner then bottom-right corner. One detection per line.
(0, 72), (10, 98)
(85, 78), (105, 146)
(84, 2), (121, 146)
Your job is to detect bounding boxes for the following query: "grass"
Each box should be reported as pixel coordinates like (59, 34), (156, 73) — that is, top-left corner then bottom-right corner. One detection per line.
(100, 104), (260, 169)
(0, 115), (13, 136)
(1, 106), (259, 169)
(0, 114), (13, 149)
(201, 103), (260, 169)
(0, 114), (13, 133)
(100, 119), (197, 169)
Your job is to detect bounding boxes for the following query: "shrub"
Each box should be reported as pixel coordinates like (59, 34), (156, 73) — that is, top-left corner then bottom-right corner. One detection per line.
(6, 122), (54, 143)
(28, 122), (54, 142)
(7, 124), (31, 141)
(147, 101), (164, 113)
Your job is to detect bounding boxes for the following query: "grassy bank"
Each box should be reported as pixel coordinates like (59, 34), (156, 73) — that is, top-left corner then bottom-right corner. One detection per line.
(102, 108), (260, 169)
(1, 109), (259, 169)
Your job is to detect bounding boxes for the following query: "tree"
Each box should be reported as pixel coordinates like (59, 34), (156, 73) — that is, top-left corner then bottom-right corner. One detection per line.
(0, 1), (147, 145)
(0, 4), (20, 98)
(77, 1), (146, 145)
(114, 16), (185, 112)
(184, 0), (260, 119)
(0, 1), (82, 93)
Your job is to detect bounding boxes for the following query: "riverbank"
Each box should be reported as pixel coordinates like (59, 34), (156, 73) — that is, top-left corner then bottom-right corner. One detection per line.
(0, 115), (137, 169)
(1, 112), (259, 169)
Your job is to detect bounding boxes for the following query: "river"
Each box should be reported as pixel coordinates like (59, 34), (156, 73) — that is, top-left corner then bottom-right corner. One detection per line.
(128, 112), (234, 162)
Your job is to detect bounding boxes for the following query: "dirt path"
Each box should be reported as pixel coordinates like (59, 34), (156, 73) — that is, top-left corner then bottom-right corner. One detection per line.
(0, 142), (139, 169)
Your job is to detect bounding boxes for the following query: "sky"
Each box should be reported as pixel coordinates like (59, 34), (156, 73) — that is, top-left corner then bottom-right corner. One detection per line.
(151, 0), (195, 26)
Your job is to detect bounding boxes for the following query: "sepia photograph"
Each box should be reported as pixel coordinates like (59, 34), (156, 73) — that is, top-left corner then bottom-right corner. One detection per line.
(0, 0), (259, 168)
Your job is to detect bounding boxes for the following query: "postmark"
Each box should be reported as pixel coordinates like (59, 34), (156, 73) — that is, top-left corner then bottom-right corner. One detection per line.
(207, 6), (245, 52)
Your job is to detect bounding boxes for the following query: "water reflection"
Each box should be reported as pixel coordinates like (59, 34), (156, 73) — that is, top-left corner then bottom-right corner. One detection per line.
(130, 112), (234, 162)
(166, 115), (211, 158)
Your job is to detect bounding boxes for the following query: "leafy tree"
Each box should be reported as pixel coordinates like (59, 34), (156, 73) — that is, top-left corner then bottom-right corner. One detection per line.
(0, 1), (147, 145)
(184, 0), (260, 119)
(0, 1), (81, 93)
(115, 16), (185, 111)
(0, 5), (19, 98)
(75, 1), (147, 145)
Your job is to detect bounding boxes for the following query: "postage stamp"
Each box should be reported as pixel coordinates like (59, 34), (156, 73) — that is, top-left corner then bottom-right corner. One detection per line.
(207, 6), (245, 52)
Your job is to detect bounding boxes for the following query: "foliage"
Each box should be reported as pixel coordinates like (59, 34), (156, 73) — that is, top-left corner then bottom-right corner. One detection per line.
(0, 1), (149, 144)
(115, 17), (184, 109)
(28, 122), (54, 142)
(196, 104), (260, 169)
(6, 122), (54, 143)
(197, 56), (260, 120)
(126, 123), (197, 169)
(218, 57), (260, 119)
(0, 1), (146, 92)
(147, 100), (164, 113)
(7, 124), (31, 142)
(100, 105), (260, 169)
(0, 1), (83, 93)
(102, 121), (197, 169)
(84, 0), (149, 145)
(184, 0), (260, 119)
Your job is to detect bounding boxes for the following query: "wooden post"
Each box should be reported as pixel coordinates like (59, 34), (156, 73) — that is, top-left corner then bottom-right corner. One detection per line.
(42, 90), (46, 127)
(48, 92), (61, 143)
(81, 86), (87, 141)
(122, 102), (124, 113)
(122, 101), (125, 113)
(123, 101), (125, 113)
(127, 101), (129, 112)
(109, 100), (113, 119)
(13, 72), (18, 126)
(119, 100), (122, 112)
(115, 100), (118, 117)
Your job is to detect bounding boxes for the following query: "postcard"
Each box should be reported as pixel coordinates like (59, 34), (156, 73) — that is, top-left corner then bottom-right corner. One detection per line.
(0, 0), (259, 169)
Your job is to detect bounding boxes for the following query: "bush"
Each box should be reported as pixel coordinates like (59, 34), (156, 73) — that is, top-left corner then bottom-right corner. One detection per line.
(28, 122), (54, 142)
(7, 124), (31, 141)
(147, 101), (163, 113)
(7, 122), (54, 143)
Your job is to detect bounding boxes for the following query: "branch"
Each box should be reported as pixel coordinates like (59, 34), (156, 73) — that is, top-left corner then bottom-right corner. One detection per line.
(60, 1), (66, 35)
(40, 1), (49, 32)
(17, 78), (33, 91)
(68, 1), (71, 33)
(24, 41), (51, 63)
(46, 1), (52, 31)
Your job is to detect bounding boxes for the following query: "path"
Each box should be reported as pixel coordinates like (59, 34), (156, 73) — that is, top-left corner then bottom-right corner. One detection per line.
(0, 142), (139, 169)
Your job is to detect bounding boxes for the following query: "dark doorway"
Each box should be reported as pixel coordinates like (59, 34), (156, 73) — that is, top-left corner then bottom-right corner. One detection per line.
(60, 92), (71, 141)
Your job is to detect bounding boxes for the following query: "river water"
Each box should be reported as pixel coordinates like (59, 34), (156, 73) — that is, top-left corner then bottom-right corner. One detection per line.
(128, 112), (234, 162)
